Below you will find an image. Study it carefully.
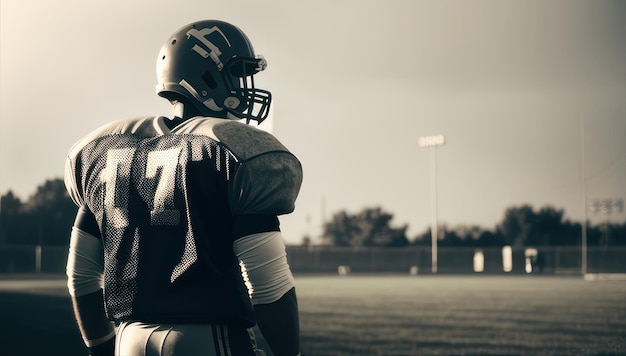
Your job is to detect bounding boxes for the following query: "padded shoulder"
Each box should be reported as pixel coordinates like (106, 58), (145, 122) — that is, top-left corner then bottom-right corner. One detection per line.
(212, 121), (288, 161)
(172, 118), (289, 161)
(65, 116), (165, 206)
(68, 116), (165, 159)
(172, 118), (303, 216)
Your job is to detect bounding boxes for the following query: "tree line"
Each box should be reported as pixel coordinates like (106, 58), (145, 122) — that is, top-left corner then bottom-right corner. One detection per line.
(1, 179), (76, 245)
(316, 206), (626, 248)
(1, 178), (625, 248)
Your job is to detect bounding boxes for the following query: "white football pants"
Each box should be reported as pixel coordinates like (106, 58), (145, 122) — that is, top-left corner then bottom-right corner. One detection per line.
(116, 321), (266, 356)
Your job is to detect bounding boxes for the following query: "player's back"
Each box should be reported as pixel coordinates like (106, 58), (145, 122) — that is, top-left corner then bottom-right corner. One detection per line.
(65, 116), (302, 326)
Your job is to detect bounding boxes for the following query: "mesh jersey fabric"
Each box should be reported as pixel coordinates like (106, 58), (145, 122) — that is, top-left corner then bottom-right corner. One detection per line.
(64, 116), (302, 326)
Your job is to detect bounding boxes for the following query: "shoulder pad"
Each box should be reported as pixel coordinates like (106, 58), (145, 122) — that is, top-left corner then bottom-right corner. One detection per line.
(172, 118), (289, 161)
(212, 121), (288, 161)
(171, 118), (302, 215)
(68, 116), (164, 159)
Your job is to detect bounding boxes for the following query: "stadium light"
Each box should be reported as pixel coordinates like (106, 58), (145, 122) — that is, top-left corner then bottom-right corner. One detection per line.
(419, 134), (445, 273)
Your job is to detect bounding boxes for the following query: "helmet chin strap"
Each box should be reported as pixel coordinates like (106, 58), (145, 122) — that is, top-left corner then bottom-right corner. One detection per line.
(225, 112), (242, 121)
(172, 101), (186, 119)
(224, 96), (252, 123)
(175, 79), (256, 123)
(171, 99), (227, 121)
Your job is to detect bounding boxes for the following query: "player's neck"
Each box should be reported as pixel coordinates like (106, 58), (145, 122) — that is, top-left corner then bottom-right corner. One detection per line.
(172, 101), (199, 120)
(172, 101), (228, 121)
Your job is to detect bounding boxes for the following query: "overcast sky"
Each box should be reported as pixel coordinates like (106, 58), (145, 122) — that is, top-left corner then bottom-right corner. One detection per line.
(1, 0), (625, 244)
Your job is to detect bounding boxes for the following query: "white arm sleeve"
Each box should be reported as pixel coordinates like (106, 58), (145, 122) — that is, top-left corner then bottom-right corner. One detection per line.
(66, 227), (104, 297)
(233, 231), (295, 305)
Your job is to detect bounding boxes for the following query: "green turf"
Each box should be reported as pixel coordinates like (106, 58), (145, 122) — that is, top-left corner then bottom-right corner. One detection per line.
(0, 274), (624, 355)
(295, 275), (626, 355)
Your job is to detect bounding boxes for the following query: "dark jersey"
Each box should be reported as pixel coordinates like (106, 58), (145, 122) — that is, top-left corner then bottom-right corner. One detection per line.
(65, 116), (302, 326)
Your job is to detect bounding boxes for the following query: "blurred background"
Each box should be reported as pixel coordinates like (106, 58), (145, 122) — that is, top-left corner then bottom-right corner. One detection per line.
(1, 0), (625, 270)
(1, 2), (625, 355)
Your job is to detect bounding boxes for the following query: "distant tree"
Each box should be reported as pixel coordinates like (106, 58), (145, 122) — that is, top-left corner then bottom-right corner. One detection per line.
(494, 204), (626, 247)
(450, 225), (506, 247)
(497, 205), (536, 247)
(589, 221), (626, 247)
(546, 220), (578, 246)
(474, 229), (506, 247)
(411, 204), (613, 248)
(0, 190), (22, 214)
(414, 224), (506, 247)
(609, 223), (626, 245)
(323, 207), (409, 247)
(438, 226), (464, 247)
(25, 178), (77, 245)
(526, 206), (568, 246)
(0, 191), (24, 244)
(300, 234), (313, 247)
(411, 227), (432, 246)
(323, 211), (359, 246)
(0, 178), (77, 245)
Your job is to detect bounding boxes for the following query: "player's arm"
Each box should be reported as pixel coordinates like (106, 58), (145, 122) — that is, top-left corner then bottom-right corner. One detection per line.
(66, 206), (115, 356)
(233, 215), (300, 356)
(253, 287), (300, 356)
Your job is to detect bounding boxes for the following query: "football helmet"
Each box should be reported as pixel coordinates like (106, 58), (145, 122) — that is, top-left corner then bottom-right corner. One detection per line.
(156, 20), (272, 123)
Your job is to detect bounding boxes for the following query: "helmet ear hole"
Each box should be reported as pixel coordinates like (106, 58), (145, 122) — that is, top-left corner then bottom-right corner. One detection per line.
(224, 96), (241, 110)
(202, 71), (218, 89)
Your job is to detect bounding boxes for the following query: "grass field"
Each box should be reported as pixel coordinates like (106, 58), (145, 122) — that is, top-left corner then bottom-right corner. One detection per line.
(0, 274), (625, 355)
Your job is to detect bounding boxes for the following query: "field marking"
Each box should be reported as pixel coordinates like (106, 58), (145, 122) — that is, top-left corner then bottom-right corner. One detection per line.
(0, 275), (69, 296)
(584, 273), (626, 281)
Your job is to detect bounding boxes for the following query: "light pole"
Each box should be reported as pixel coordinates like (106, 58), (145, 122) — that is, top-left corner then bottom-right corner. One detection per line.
(419, 134), (445, 273)
(580, 113), (587, 276)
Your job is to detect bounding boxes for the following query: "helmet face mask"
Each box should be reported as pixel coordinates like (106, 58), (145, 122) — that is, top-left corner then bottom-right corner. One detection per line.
(156, 20), (272, 124)
(222, 56), (272, 124)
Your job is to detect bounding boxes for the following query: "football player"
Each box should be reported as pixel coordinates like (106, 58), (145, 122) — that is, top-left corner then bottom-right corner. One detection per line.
(64, 20), (302, 356)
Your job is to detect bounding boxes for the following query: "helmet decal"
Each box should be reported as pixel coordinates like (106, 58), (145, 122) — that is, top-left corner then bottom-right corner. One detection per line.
(186, 26), (231, 70)
(179, 79), (222, 111)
